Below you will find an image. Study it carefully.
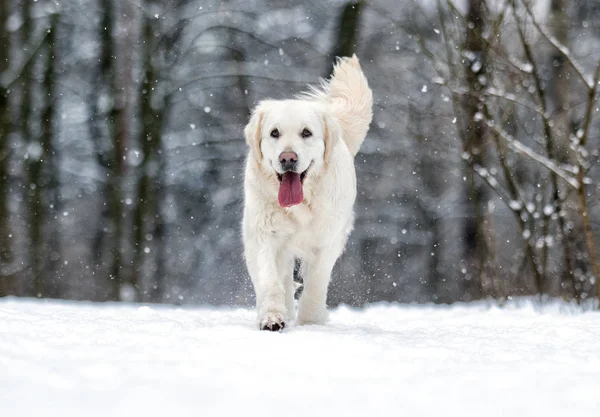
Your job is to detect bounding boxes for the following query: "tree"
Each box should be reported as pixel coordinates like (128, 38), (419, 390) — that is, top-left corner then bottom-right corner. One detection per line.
(89, 0), (131, 300)
(39, 12), (61, 297)
(329, 1), (364, 73)
(21, 3), (60, 298)
(131, 0), (167, 302)
(460, 0), (489, 299)
(0, 0), (13, 295)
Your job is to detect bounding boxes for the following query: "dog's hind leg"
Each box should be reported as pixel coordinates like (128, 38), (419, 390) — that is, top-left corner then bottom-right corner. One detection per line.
(279, 253), (296, 323)
(296, 248), (340, 326)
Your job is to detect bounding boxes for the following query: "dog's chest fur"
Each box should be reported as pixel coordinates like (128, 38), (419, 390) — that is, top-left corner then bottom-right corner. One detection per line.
(283, 202), (313, 228)
(275, 201), (327, 255)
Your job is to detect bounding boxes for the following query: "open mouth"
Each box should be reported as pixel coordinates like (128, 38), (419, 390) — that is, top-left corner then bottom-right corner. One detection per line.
(276, 163), (311, 208)
(276, 167), (309, 184)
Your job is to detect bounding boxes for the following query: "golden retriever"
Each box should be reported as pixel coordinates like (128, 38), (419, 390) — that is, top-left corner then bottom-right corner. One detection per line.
(242, 55), (373, 330)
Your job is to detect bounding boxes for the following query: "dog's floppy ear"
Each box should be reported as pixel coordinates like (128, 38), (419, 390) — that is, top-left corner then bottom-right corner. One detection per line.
(244, 105), (265, 162)
(323, 112), (341, 165)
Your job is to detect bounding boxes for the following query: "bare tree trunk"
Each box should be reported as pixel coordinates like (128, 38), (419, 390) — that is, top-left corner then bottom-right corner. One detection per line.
(40, 13), (61, 298)
(24, 12), (61, 299)
(89, 0), (113, 300)
(132, 3), (165, 301)
(0, 0), (13, 294)
(18, 0), (37, 296)
(90, 0), (129, 301)
(147, 169), (166, 303)
(547, 0), (579, 299)
(574, 63), (600, 306)
(24, 3), (47, 297)
(547, 0), (571, 162)
(328, 1), (364, 74)
(461, 0), (488, 300)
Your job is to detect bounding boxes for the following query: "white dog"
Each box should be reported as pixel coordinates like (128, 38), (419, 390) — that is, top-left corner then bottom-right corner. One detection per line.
(242, 55), (372, 330)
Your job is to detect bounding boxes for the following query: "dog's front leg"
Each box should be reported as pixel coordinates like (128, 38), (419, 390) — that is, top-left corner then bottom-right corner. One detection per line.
(296, 249), (337, 326)
(245, 239), (287, 331)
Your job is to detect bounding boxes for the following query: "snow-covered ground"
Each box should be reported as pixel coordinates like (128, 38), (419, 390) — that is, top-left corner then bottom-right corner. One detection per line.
(1, 298), (599, 416)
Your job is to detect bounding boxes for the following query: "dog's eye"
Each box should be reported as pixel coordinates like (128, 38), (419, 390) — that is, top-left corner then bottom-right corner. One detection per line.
(270, 128), (280, 138)
(301, 128), (312, 138)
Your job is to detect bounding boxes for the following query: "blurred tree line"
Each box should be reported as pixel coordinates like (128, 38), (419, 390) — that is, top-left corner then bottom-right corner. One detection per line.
(0, 0), (599, 306)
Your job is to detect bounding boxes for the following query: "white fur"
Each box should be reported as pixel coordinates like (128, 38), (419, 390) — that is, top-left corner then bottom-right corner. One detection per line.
(242, 55), (373, 330)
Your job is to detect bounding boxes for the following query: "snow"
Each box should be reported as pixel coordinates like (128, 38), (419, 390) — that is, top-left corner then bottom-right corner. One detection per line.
(1, 298), (599, 417)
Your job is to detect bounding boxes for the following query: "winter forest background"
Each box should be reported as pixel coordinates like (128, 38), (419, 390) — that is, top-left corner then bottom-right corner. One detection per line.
(0, 0), (599, 307)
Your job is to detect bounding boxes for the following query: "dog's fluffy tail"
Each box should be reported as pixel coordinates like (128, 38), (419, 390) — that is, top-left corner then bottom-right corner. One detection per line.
(300, 54), (373, 157)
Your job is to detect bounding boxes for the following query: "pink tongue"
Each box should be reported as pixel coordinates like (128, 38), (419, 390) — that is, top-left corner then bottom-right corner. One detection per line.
(278, 172), (303, 207)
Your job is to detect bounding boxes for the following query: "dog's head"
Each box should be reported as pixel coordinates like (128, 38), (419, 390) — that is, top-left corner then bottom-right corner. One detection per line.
(244, 99), (340, 208)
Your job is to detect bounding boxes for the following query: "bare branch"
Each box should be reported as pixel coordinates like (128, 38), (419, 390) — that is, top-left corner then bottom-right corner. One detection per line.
(578, 63), (600, 149)
(520, 0), (595, 90)
(484, 119), (579, 189)
(0, 31), (50, 89)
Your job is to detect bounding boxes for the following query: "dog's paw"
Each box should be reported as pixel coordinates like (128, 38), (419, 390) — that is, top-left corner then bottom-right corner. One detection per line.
(259, 312), (286, 332)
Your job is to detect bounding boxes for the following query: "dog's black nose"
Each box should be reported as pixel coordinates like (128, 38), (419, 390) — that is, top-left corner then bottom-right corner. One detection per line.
(279, 151), (298, 171)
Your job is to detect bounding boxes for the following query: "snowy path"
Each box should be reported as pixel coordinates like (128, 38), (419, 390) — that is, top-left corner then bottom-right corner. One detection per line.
(1, 299), (599, 416)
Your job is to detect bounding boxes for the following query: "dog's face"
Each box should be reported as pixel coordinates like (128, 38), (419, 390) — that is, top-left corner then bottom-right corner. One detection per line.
(245, 100), (339, 207)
